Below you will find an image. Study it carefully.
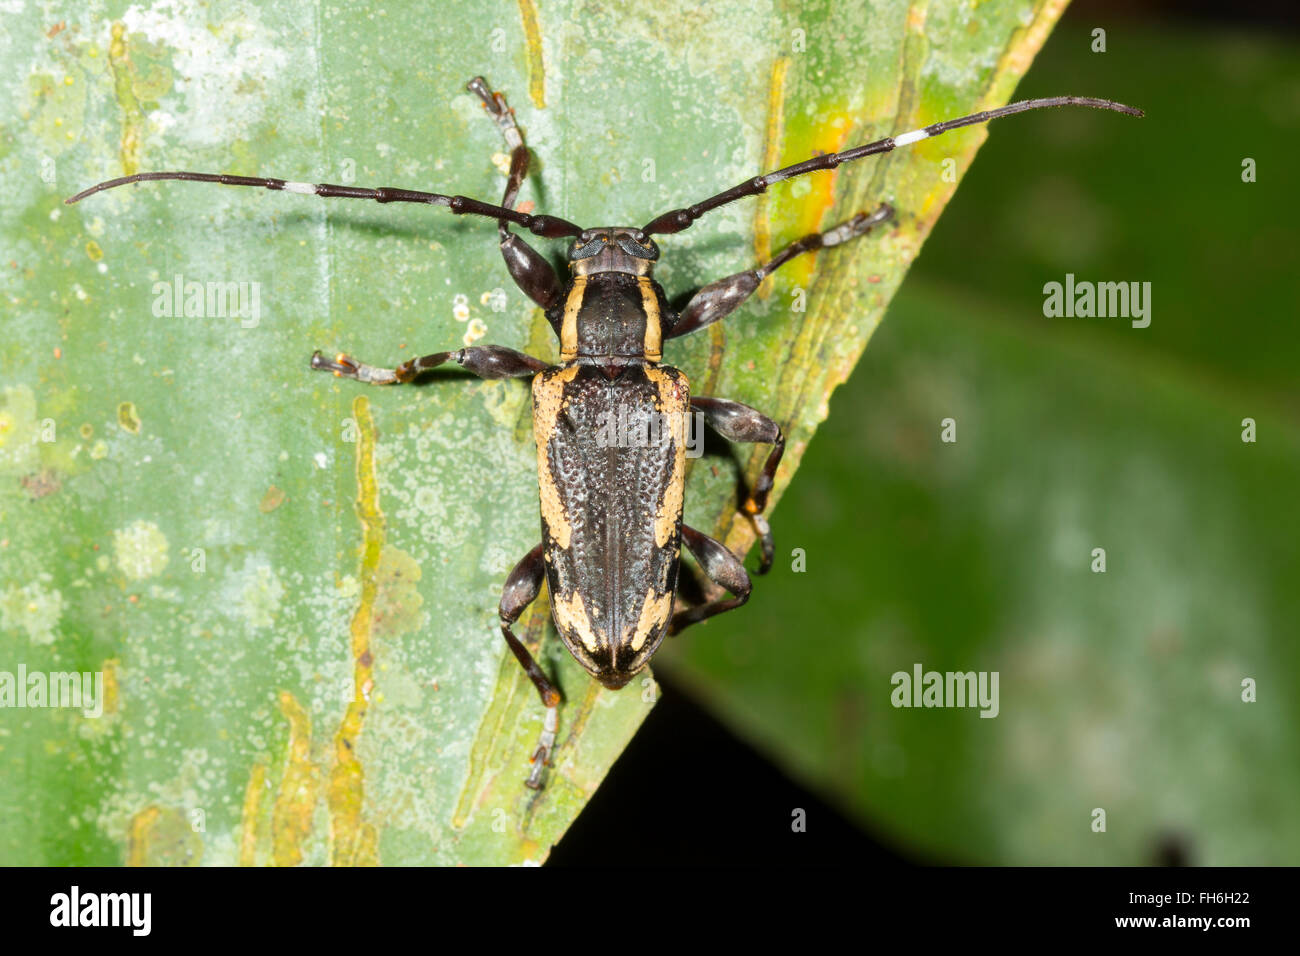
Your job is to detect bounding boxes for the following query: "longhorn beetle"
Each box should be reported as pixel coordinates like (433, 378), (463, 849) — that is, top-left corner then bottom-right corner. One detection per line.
(68, 75), (1141, 789)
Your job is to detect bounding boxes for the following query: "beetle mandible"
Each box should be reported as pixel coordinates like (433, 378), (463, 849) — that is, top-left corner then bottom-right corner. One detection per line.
(67, 75), (1141, 788)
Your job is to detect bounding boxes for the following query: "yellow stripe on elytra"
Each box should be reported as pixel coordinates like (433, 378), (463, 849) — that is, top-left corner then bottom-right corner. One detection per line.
(533, 366), (579, 548)
(559, 276), (586, 359)
(629, 585), (673, 652)
(638, 277), (662, 361)
(553, 588), (600, 653)
(644, 367), (688, 547)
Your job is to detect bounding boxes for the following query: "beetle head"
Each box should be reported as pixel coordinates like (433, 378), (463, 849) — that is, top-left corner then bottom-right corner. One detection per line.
(568, 227), (660, 276)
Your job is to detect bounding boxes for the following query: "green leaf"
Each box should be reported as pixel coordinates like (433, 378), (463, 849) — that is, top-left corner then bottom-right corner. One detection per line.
(1, 0), (1073, 864)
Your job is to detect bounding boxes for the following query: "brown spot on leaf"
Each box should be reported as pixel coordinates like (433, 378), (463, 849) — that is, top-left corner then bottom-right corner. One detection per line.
(259, 484), (287, 513)
(117, 400), (141, 434)
(21, 468), (61, 499)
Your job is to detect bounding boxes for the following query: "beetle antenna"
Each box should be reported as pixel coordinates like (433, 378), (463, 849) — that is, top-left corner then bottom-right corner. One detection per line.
(64, 171), (585, 239)
(642, 95), (1143, 236)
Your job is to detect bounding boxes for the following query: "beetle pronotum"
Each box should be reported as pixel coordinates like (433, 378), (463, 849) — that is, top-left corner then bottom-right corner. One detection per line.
(68, 76), (1141, 789)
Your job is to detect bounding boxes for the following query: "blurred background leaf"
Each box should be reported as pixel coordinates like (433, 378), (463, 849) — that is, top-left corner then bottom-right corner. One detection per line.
(0, 0), (1079, 864)
(657, 9), (1300, 865)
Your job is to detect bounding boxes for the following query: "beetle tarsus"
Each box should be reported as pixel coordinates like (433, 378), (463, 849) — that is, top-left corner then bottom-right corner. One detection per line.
(524, 705), (559, 790)
(310, 344), (550, 385)
(823, 203), (894, 246)
(751, 513), (774, 575)
(309, 349), (399, 384)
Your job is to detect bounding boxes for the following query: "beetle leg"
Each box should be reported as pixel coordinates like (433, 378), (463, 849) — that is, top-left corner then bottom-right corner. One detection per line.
(500, 543), (562, 790)
(309, 344), (550, 385)
(669, 525), (753, 634)
(666, 204), (893, 340)
(691, 397), (785, 575)
(467, 76), (564, 312)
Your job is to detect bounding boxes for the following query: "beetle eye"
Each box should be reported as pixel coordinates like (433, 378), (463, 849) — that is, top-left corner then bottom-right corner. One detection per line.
(569, 237), (606, 261)
(615, 236), (660, 260)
